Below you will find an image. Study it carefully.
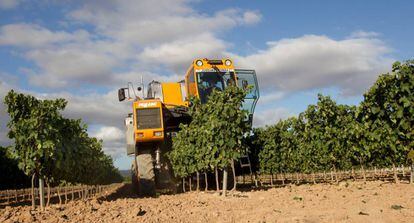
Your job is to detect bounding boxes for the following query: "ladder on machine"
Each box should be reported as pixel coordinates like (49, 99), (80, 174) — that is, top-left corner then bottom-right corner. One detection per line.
(239, 155), (256, 186)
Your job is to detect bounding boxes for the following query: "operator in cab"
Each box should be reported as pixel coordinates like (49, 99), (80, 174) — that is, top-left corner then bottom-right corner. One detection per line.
(197, 70), (235, 103)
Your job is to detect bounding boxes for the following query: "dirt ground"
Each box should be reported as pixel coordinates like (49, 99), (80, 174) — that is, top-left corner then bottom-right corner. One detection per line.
(1, 181), (413, 223)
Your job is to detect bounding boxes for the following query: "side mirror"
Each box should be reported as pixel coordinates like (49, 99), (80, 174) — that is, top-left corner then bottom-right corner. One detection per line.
(118, 88), (126, 101)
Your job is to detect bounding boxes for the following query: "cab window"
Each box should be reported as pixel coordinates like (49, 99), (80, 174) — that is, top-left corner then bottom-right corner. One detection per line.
(196, 71), (235, 103)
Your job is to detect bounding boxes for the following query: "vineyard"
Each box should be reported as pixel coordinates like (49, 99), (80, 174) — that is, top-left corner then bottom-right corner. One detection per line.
(0, 60), (413, 222)
(167, 60), (414, 192)
(252, 60), (414, 184)
(1, 91), (123, 209)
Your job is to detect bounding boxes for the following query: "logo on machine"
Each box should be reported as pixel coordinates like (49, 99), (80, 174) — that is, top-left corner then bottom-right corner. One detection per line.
(138, 102), (157, 108)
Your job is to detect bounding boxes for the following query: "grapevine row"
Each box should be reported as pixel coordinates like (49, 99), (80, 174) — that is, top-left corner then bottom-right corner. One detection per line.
(254, 60), (414, 182)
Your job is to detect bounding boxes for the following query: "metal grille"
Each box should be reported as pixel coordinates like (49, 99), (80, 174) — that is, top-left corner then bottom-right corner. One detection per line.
(136, 108), (162, 129)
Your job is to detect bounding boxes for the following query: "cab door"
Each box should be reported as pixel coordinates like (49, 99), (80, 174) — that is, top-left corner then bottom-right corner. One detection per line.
(235, 69), (260, 122)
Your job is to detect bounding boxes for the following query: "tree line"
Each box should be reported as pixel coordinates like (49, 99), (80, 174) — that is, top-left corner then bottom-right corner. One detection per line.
(3, 90), (123, 207)
(254, 60), (414, 183)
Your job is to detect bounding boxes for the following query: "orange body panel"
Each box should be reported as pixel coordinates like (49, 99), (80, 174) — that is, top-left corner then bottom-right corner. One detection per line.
(132, 99), (164, 143)
(161, 83), (187, 107)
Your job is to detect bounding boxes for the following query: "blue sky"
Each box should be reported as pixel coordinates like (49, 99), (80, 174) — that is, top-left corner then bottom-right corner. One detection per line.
(0, 0), (412, 170)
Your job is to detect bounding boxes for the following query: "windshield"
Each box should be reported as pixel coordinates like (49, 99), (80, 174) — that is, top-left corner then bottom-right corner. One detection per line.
(196, 71), (235, 103)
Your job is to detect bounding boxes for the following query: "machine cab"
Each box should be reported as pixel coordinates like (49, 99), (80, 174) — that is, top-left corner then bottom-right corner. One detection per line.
(185, 58), (236, 103)
(185, 58), (259, 120)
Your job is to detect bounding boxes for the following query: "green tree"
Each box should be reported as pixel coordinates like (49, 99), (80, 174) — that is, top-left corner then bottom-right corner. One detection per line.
(257, 118), (299, 175)
(360, 60), (414, 183)
(169, 86), (250, 196)
(5, 90), (67, 208)
(4, 90), (122, 208)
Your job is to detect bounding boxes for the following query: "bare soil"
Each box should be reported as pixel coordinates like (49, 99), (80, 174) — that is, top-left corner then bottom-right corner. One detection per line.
(1, 181), (413, 223)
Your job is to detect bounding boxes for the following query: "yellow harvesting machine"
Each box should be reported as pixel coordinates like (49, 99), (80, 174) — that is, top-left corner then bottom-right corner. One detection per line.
(118, 58), (259, 195)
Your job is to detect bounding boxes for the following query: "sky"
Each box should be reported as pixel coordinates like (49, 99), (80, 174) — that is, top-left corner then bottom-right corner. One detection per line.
(0, 0), (412, 170)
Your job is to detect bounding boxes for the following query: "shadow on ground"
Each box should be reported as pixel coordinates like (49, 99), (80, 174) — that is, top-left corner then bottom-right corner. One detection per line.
(99, 184), (141, 202)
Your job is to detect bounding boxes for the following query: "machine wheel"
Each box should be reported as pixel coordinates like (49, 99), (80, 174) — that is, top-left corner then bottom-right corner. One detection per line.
(135, 151), (156, 196)
(131, 167), (139, 189)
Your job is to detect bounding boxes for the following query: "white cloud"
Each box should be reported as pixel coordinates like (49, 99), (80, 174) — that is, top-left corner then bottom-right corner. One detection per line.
(242, 10), (262, 25)
(69, 0), (192, 33)
(0, 23), (89, 48)
(92, 126), (124, 142)
(90, 126), (125, 158)
(69, 0), (261, 45)
(138, 33), (227, 73)
(0, 0), (21, 9)
(26, 47), (119, 88)
(257, 92), (285, 105)
(53, 90), (129, 127)
(349, 30), (380, 38)
(112, 71), (183, 87)
(0, 1), (262, 89)
(58, 90), (129, 159)
(253, 107), (292, 127)
(231, 34), (393, 96)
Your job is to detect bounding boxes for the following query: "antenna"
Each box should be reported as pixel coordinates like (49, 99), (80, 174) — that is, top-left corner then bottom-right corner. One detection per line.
(141, 75), (145, 98)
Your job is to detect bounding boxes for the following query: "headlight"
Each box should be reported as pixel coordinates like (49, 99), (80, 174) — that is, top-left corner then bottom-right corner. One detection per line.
(225, 59), (232, 66)
(154, 131), (163, 137)
(137, 133), (144, 138)
(196, 60), (203, 66)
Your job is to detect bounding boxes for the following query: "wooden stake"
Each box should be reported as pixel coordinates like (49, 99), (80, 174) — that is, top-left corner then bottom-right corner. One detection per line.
(39, 177), (45, 210)
(392, 163), (399, 184)
(402, 165), (405, 177)
(31, 174), (35, 209)
(231, 160), (237, 191)
(46, 181), (50, 207)
(222, 169), (228, 197)
(270, 174), (274, 186)
(71, 186), (74, 201)
(196, 172), (200, 191)
(296, 172), (299, 184)
(64, 186), (68, 204)
(312, 172), (316, 184)
(189, 176), (192, 192)
(361, 164), (366, 182)
(215, 167), (220, 192)
(204, 172), (208, 191)
(57, 186), (62, 206)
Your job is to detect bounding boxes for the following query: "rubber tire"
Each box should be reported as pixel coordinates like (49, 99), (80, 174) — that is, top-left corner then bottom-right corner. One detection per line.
(131, 168), (139, 190)
(136, 151), (156, 196)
